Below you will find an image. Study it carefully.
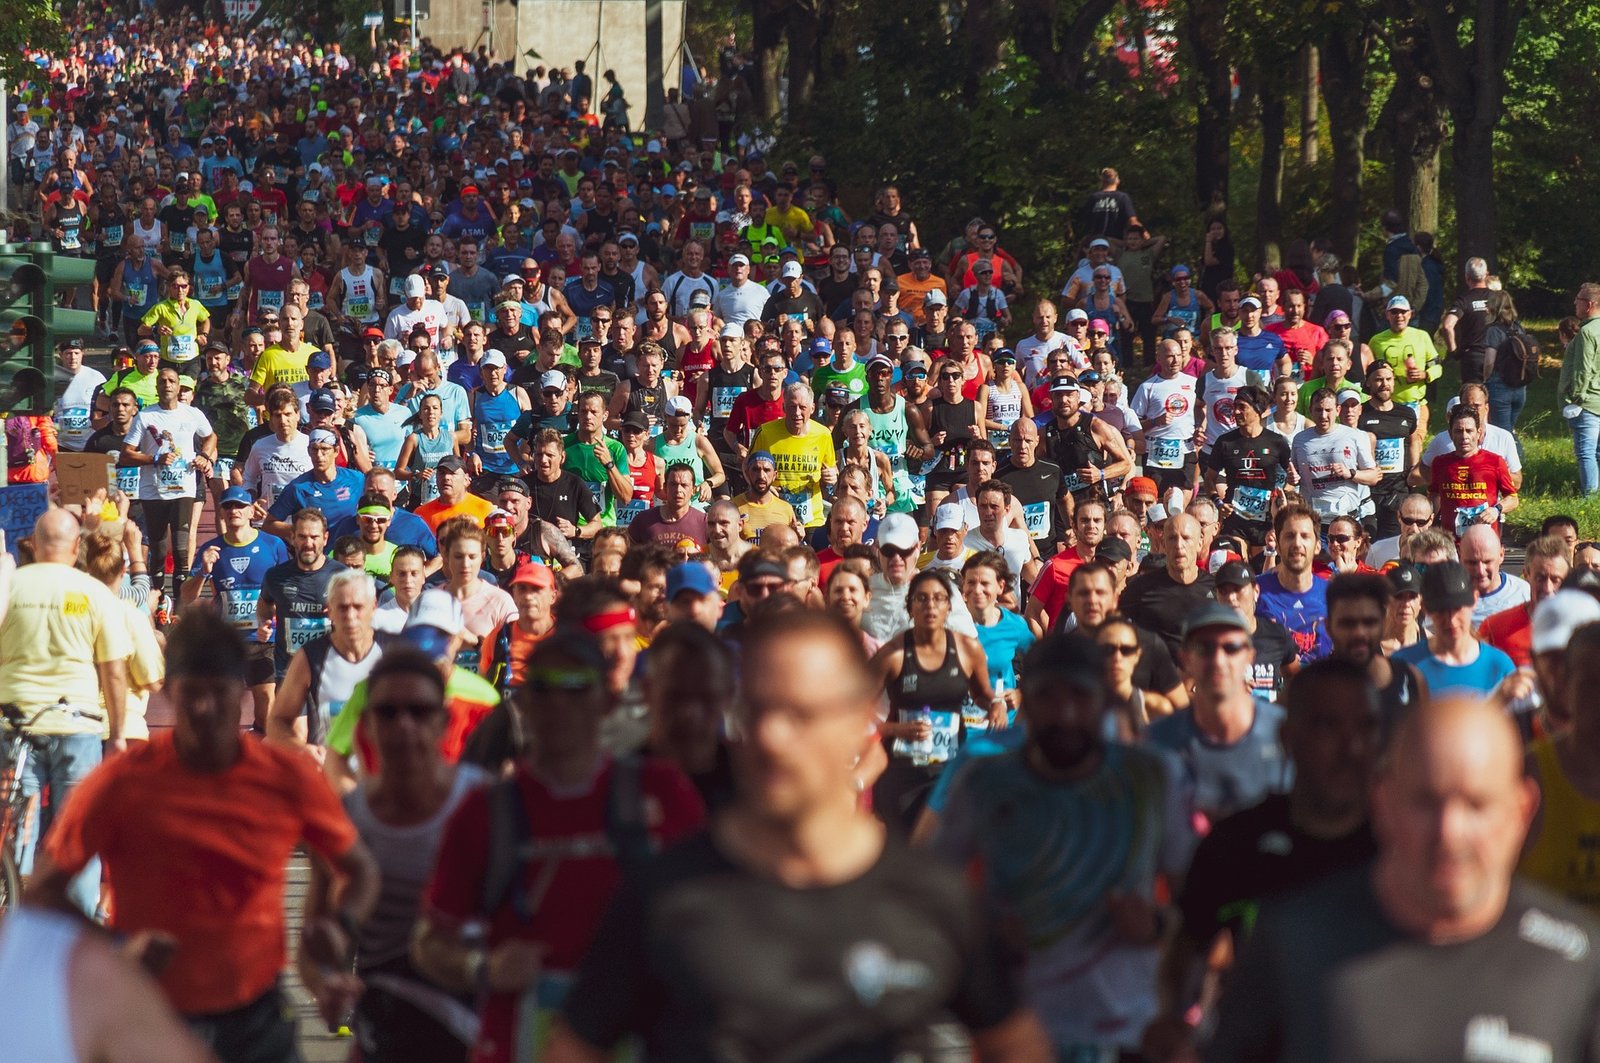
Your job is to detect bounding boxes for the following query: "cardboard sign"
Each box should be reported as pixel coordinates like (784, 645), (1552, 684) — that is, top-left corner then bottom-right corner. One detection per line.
(55, 450), (116, 505)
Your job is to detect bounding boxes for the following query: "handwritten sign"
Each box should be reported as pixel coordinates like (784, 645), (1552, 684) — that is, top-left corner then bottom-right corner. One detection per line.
(0, 483), (49, 558)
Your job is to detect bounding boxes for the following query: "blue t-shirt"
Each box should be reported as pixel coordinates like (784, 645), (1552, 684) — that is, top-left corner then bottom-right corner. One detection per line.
(974, 608), (1036, 693)
(352, 403), (412, 469)
(1143, 698), (1293, 822)
(1392, 640), (1517, 699)
(268, 465), (367, 529)
(327, 507), (439, 558)
(189, 530), (288, 641)
(1254, 570), (1330, 664)
(1237, 330), (1286, 373)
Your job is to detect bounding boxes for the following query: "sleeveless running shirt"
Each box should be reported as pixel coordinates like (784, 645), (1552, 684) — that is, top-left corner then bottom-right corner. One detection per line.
(1520, 738), (1600, 914)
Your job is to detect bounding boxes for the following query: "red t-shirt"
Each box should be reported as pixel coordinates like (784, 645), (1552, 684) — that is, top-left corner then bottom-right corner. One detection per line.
(424, 759), (706, 1063)
(1431, 449), (1516, 537)
(1478, 603), (1533, 668)
(1267, 320), (1330, 372)
(1029, 548), (1088, 622)
(726, 392), (784, 446)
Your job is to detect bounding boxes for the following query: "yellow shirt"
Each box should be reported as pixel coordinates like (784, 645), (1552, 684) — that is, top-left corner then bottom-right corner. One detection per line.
(141, 299), (211, 363)
(249, 342), (318, 390)
(750, 420), (836, 528)
(733, 492), (799, 541)
(0, 563), (133, 730)
(765, 205), (814, 247)
(1519, 737), (1600, 915)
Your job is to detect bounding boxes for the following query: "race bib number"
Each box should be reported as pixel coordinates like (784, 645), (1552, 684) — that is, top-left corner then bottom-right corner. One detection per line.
(155, 458), (190, 497)
(479, 423), (511, 455)
(615, 498), (649, 528)
(1455, 503), (1490, 538)
(988, 427), (1012, 448)
(389, 275), (406, 297)
(57, 406), (91, 438)
(468, 301), (486, 323)
(781, 487), (814, 526)
(585, 479), (606, 510)
(1061, 471), (1084, 495)
(168, 231), (188, 254)
(115, 464), (141, 496)
(257, 289), (284, 312)
(891, 708), (960, 766)
(61, 226), (81, 250)
(309, 290), (324, 311)
(226, 280), (244, 303)
(1375, 436), (1404, 475)
(961, 697), (990, 734)
(197, 275), (225, 301)
(125, 281), (147, 307)
(1021, 500), (1050, 539)
(577, 316), (594, 341)
(168, 332), (198, 362)
(1147, 436), (1185, 470)
(286, 615), (330, 650)
(364, 226), (381, 247)
(1231, 485), (1271, 522)
(346, 295), (372, 319)
(712, 387), (740, 419)
(222, 586), (260, 628)
(453, 644), (481, 674)
(101, 224), (123, 248)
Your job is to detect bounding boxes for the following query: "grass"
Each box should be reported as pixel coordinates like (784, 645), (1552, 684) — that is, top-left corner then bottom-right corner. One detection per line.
(1489, 320), (1600, 542)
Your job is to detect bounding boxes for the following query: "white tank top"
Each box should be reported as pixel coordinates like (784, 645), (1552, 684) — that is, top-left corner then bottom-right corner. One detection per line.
(339, 265), (380, 323)
(0, 908), (79, 1063)
(131, 216), (162, 249)
(314, 638), (384, 740)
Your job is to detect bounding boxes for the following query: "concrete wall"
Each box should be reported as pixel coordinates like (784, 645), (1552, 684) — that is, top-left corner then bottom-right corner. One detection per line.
(413, 0), (517, 58)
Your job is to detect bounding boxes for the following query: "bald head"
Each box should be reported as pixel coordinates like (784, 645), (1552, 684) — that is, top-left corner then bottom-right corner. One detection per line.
(32, 509), (81, 563)
(1373, 697), (1537, 936)
(1458, 525), (1505, 594)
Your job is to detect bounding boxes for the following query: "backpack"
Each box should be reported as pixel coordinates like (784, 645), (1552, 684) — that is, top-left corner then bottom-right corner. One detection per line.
(479, 756), (652, 921)
(1494, 322), (1540, 388)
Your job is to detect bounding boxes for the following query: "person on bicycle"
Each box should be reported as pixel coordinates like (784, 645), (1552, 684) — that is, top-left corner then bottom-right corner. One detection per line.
(0, 508), (130, 916)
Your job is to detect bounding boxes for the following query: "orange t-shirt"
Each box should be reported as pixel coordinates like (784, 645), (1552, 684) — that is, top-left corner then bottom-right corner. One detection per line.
(44, 734), (358, 1015)
(416, 491), (495, 533)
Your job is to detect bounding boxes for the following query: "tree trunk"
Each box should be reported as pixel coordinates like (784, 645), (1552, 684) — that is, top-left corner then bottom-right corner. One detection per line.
(1188, 0), (1232, 214)
(1451, 115), (1496, 267)
(1320, 19), (1375, 267)
(1385, 11), (1447, 236)
(784, 1), (824, 117)
(747, 0), (786, 124)
(1300, 44), (1320, 167)
(1255, 67), (1287, 271)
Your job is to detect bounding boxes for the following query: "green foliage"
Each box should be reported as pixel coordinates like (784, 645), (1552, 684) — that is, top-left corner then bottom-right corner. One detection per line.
(6, 0), (65, 91)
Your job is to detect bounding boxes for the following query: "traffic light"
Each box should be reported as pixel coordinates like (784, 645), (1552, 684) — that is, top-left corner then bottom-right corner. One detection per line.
(0, 244), (97, 415)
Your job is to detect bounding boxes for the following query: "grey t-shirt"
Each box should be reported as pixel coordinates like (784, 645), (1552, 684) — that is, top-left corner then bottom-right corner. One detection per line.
(1205, 870), (1600, 1063)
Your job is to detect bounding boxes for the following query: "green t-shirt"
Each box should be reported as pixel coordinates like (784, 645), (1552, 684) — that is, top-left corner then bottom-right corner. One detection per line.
(325, 664), (501, 757)
(812, 359), (869, 408)
(563, 434), (629, 524)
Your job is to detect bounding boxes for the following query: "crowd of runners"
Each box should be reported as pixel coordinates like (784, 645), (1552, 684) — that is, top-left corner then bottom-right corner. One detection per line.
(3, 9), (1600, 1063)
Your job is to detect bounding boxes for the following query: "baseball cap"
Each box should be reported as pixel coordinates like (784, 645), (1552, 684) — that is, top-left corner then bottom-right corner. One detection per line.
(992, 347), (1017, 365)
(307, 351), (333, 371)
(866, 354), (895, 374)
(924, 289), (948, 307)
(1089, 238), (1111, 249)
(539, 369), (567, 391)
(1065, 308), (1090, 323)
(1213, 560), (1255, 588)
(618, 233), (639, 246)
(720, 322), (743, 339)
(932, 503), (965, 532)
(362, 325), (385, 339)
(1020, 632), (1107, 693)
(396, 349), (418, 368)
(1126, 476), (1159, 502)
(219, 486), (253, 508)
(497, 476), (532, 498)
(1096, 537), (1133, 565)
(1387, 562), (1423, 596)
(480, 349), (507, 369)
(404, 588), (464, 657)
(435, 455), (468, 475)
(809, 336), (833, 357)
(1240, 295), (1263, 310)
(667, 562), (718, 600)
(502, 273), (524, 288)
(621, 411), (650, 433)
(1337, 388), (1363, 406)
(1050, 374), (1080, 394)
(781, 261), (803, 279)
(485, 507), (515, 529)
(729, 253), (750, 267)
(1181, 602), (1253, 641)
(877, 512), (921, 552)
(308, 390), (339, 414)
(1421, 560), (1475, 611)
(909, 247), (931, 260)
(510, 561), (556, 589)
(404, 274), (426, 298)
(689, 289), (712, 308)
(1387, 295), (1412, 312)
(1532, 589), (1600, 654)
(667, 395), (694, 417)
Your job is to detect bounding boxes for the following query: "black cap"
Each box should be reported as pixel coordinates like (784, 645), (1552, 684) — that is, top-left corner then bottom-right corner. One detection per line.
(620, 410), (650, 432)
(1181, 602), (1253, 640)
(1019, 632), (1105, 692)
(1213, 560), (1254, 588)
(1421, 560), (1475, 611)
(1387, 562), (1423, 596)
(497, 476), (531, 498)
(1096, 537), (1133, 564)
(435, 455), (468, 474)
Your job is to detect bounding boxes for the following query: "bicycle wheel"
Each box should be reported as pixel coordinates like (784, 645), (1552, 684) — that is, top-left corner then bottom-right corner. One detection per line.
(0, 846), (18, 914)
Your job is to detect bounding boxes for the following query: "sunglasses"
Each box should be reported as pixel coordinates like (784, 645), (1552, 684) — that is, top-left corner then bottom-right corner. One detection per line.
(1400, 516), (1431, 528)
(881, 545), (918, 559)
(1191, 639), (1252, 657)
(1101, 643), (1140, 657)
(940, 372), (964, 381)
(1328, 534), (1357, 544)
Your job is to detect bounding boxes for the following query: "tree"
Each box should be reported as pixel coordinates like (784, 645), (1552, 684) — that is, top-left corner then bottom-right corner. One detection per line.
(1320, 11), (1380, 266)
(1186, 0), (1233, 215)
(2, 0), (63, 90)
(1381, 7), (1448, 238)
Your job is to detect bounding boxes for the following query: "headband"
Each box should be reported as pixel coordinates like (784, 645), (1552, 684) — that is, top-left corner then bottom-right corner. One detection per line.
(580, 606), (637, 635)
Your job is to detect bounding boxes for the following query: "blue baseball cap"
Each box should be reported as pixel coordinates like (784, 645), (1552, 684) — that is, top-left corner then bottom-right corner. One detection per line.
(307, 351), (333, 370)
(219, 486), (253, 508)
(809, 337), (833, 357)
(666, 562), (718, 600)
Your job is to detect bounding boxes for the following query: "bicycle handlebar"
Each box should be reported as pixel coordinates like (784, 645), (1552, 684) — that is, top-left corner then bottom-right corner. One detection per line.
(0, 700), (107, 733)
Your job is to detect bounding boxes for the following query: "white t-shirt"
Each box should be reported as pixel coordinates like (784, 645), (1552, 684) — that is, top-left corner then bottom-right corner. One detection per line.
(714, 280), (771, 326)
(1367, 534), (1402, 569)
(123, 404), (214, 501)
(1016, 331), (1083, 387)
(661, 271), (719, 319)
(1291, 425), (1376, 519)
(1472, 571), (1531, 630)
(242, 433), (312, 507)
(1199, 367), (1249, 452)
(1421, 423), (1522, 474)
(1062, 261), (1125, 296)
(383, 299), (446, 346)
(53, 367), (108, 452)
(964, 525), (1032, 601)
(1130, 372), (1199, 468)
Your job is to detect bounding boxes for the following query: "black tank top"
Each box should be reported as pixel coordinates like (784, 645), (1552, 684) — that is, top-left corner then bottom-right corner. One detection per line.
(889, 631), (968, 715)
(1047, 415), (1108, 496)
(705, 363), (755, 435)
(629, 379), (670, 424)
(927, 398), (979, 476)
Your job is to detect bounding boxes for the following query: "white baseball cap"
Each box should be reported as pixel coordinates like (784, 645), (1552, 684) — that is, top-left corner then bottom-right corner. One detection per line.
(404, 274), (426, 298)
(877, 512), (920, 552)
(1532, 590), (1600, 654)
(781, 261), (803, 279)
(667, 395), (694, 416)
(396, 349), (418, 368)
(539, 369), (567, 390)
(933, 503), (965, 532)
(728, 253), (750, 267)
(406, 588), (463, 636)
(480, 349), (507, 369)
